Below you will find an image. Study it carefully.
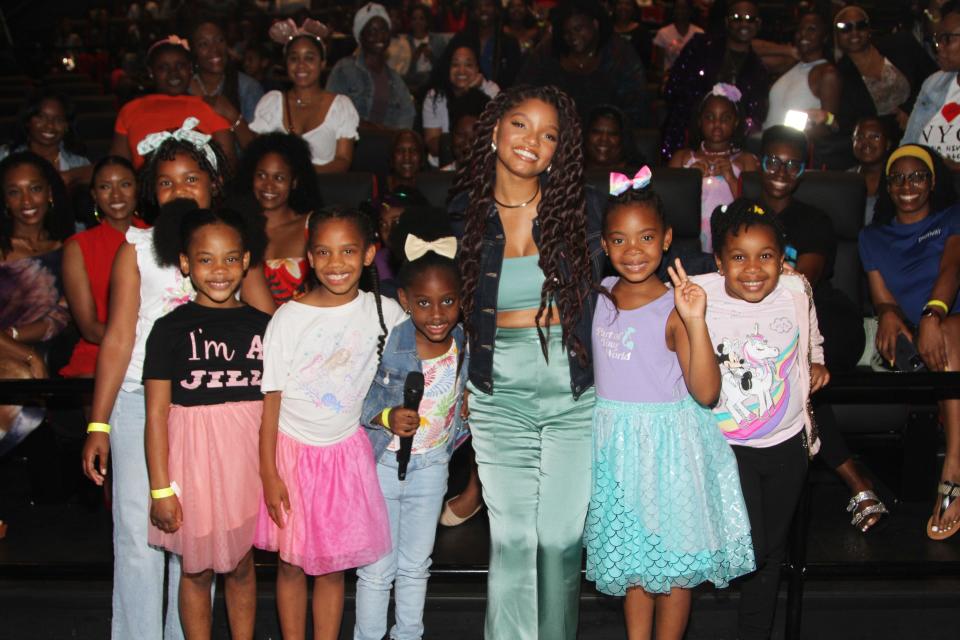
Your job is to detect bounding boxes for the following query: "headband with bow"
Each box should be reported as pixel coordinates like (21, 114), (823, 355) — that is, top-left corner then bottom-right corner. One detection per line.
(404, 234), (458, 261)
(609, 166), (652, 196)
(136, 117), (218, 170)
(709, 82), (742, 104)
(268, 18), (329, 56)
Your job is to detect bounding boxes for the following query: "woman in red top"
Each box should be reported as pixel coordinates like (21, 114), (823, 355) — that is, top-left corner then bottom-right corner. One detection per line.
(111, 36), (236, 170)
(61, 156), (147, 378)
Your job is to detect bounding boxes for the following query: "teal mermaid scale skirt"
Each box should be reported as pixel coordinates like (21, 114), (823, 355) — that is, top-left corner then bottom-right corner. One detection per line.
(584, 395), (756, 596)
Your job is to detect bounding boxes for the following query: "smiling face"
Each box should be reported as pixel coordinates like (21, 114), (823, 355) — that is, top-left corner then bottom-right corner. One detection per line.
(474, 0), (499, 28)
(253, 152), (294, 212)
(716, 223), (784, 303)
(398, 266), (461, 346)
(562, 13), (598, 55)
(887, 155), (933, 218)
(761, 140), (803, 202)
(155, 152), (213, 208)
(602, 203), (671, 284)
(834, 6), (871, 55)
(92, 163), (137, 223)
(193, 22), (228, 75)
(449, 46), (480, 93)
(726, 1), (760, 46)
(700, 95), (738, 146)
(179, 222), (249, 307)
(586, 114), (623, 167)
(360, 16), (391, 56)
(852, 119), (889, 165)
(307, 217), (376, 301)
(286, 37), (324, 88)
(493, 98), (559, 179)
(27, 98), (68, 150)
(151, 48), (191, 95)
(392, 132), (422, 180)
(3, 163), (50, 231)
(794, 13), (826, 59)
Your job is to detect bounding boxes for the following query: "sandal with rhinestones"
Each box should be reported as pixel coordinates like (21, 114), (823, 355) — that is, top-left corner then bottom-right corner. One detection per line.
(846, 490), (889, 533)
(927, 481), (960, 541)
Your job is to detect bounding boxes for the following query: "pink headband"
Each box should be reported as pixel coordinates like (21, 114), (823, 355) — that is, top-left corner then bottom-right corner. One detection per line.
(268, 18), (329, 57)
(147, 35), (190, 58)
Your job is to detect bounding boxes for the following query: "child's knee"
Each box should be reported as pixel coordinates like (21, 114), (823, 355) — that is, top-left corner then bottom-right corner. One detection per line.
(278, 559), (305, 579)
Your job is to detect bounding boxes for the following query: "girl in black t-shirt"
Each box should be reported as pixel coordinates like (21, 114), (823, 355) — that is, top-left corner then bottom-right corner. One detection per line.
(143, 208), (270, 639)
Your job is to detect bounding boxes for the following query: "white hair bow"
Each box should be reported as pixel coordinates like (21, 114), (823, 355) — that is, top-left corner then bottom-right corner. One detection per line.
(404, 234), (457, 261)
(136, 117), (218, 170)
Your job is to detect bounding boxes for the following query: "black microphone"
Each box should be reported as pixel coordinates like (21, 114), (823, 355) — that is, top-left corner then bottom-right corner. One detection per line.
(397, 371), (424, 480)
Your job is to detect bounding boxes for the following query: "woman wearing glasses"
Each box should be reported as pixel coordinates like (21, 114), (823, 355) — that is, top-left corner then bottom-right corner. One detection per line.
(860, 144), (960, 540)
(903, 1), (960, 171)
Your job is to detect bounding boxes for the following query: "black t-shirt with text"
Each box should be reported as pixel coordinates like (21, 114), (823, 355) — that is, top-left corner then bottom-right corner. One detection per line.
(143, 302), (271, 406)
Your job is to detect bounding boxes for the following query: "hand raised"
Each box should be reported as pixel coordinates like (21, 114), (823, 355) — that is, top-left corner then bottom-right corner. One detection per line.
(667, 258), (707, 321)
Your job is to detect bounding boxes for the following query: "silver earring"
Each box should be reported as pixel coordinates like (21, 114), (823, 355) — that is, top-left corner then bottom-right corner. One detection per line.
(547, 164), (552, 173)
(491, 141), (497, 152)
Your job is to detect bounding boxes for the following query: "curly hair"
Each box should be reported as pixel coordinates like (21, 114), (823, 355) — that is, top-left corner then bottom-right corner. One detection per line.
(605, 183), (666, 230)
(452, 84), (592, 365)
(179, 207), (267, 266)
(710, 198), (787, 256)
(388, 205), (461, 290)
(138, 137), (229, 223)
(10, 90), (86, 156)
(234, 132), (321, 215)
(189, 20), (243, 112)
(307, 206), (389, 363)
(0, 151), (73, 256)
(427, 33), (484, 104)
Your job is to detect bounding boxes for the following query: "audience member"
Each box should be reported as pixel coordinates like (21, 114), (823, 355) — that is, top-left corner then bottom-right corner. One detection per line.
(517, 0), (650, 129)
(463, 0), (522, 89)
(403, 3), (451, 93)
(583, 104), (640, 173)
(652, 0), (703, 79)
(610, 0), (653, 66)
(386, 129), (426, 192)
(251, 18), (358, 173)
(849, 115), (894, 225)
(326, 3), (417, 130)
(502, 0), (543, 55)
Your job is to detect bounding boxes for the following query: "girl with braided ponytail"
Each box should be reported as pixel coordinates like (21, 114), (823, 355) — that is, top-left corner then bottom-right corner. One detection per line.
(254, 207), (404, 640)
(449, 84), (604, 640)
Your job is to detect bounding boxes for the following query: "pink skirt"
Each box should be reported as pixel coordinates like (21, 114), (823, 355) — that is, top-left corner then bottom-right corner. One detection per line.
(147, 400), (262, 574)
(254, 427), (391, 576)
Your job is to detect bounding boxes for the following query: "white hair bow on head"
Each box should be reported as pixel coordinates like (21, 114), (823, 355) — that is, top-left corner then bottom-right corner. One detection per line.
(404, 234), (458, 261)
(136, 117), (218, 170)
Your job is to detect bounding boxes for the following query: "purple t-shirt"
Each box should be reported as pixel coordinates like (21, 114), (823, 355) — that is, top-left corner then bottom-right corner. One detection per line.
(592, 277), (688, 403)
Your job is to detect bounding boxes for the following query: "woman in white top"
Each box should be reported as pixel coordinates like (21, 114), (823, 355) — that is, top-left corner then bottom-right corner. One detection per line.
(250, 19), (359, 174)
(422, 35), (499, 165)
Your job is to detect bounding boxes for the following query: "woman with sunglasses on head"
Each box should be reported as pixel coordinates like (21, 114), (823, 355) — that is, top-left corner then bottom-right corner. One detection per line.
(903, 1), (960, 172)
(860, 144), (960, 540)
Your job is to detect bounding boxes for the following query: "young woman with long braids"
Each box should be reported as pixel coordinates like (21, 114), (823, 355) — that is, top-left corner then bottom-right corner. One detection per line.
(450, 84), (603, 640)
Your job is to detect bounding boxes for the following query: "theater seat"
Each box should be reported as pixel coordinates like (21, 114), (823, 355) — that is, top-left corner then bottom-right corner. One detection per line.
(741, 170), (866, 307)
(350, 129), (395, 180)
(84, 138), (112, 163)
(74, 112), (117, 141)
(584, 167), (703, 253)
(632, 128), (661, 167)
(316, 172), (375, 209)
(416, 171), (456, 209)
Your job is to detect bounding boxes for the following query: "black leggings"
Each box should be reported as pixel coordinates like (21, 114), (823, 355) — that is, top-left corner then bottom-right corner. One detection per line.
(732, 431), (809, 640)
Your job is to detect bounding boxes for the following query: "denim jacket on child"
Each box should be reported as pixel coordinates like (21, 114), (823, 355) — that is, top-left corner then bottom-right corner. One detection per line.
(361, 318), (469, 468)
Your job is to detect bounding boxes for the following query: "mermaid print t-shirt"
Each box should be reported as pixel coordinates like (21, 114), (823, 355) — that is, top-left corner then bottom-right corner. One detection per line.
(261, 291), (405, 446)
(698, 274), (805, 448)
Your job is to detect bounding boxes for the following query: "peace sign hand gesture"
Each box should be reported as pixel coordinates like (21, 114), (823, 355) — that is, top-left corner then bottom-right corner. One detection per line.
(667, 258), (707, 322)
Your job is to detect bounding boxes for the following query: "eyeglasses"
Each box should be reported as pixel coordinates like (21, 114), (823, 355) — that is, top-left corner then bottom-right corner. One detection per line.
(934, 32), (960, 47)
(762, 155), (805, 177)
(887, 170), (931, 187)
(728, 12), (758, 23)
(835, 19), (870, 33)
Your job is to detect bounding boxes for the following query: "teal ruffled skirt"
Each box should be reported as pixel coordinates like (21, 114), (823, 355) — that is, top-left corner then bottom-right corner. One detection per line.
(584, 395), (755, 596)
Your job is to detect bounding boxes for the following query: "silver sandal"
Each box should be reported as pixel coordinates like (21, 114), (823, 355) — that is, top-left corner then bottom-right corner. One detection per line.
(846, 490), (889, 533)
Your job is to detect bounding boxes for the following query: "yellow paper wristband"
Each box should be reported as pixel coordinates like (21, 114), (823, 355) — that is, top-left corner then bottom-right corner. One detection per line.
(86, 422), (111, 434)
(151, 486), (175, 499)
(926, 299), (950, 315)
(380, 407), (392, 431)
(825, 111), (835, 127)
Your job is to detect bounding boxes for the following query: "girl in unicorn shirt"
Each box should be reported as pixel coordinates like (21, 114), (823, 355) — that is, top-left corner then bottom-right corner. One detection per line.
(692, 199), (830, 640)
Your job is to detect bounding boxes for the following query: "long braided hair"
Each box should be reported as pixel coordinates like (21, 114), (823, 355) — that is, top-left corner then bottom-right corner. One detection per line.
(453, 84), (592, 365)
(307, 206), (389, 363)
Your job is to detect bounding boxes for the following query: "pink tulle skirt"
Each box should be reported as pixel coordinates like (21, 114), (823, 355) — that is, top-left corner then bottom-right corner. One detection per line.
(147, 400), (262, 574)
(253, 427), (391, 576)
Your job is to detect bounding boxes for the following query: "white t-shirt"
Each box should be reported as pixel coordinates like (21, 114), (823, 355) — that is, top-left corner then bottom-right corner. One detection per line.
(249, 91), (359, 166)
(920, 79), (960, 163)
(653, 23), (703, 72)
(261, 292), (405, 446)
(123, 227), (195, 392)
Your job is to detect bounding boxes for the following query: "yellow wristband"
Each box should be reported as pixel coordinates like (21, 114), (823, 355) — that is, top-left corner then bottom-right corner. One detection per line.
(380, 407), (392, 431)
(825, 111), (835, 127)
(151, 486), (175, 499)
(87, 422), (111, 434)
(926, 299), (950, 314)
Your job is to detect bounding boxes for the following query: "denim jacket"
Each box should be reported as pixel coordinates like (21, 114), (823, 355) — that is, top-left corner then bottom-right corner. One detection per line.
(448, 186), (605, 399)
(361, 318), (469, 467)
(902, 70), (956, 146)
(326, 54), (416, 130)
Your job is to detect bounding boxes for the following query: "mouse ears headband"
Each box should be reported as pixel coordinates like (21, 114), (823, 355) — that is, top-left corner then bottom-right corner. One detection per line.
(268, 18), (329, 57)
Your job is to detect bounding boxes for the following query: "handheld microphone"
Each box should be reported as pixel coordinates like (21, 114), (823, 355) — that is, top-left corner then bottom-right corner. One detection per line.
(397, 371), (424, 480)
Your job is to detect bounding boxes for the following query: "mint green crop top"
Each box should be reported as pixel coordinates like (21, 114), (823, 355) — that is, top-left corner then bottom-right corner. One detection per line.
(497, 254), (546, 311)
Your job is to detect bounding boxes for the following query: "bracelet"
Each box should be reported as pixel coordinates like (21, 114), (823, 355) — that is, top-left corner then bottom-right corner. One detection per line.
(151, 486), (175, 499)
(825, 111), (835, 127)
(380, 407), (393, 431)
(925, 299), (950, 315)
(86, 422), (111, 434)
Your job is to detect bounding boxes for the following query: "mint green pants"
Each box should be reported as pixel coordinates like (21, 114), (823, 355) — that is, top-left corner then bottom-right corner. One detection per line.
(468, 327), (595, 640)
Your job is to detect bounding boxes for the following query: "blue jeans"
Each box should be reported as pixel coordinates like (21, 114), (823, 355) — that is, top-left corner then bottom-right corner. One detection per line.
(110, 388), (185, 640)
(354, 448), (449, 640)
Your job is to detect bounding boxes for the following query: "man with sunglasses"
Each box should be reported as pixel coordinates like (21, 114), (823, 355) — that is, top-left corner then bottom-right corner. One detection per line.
(903, 0), (960, 171)
(661, 0), (770, 160)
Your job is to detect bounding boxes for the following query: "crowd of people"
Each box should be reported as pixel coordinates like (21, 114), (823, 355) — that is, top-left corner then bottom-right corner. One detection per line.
(1, 1), (959, 639)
